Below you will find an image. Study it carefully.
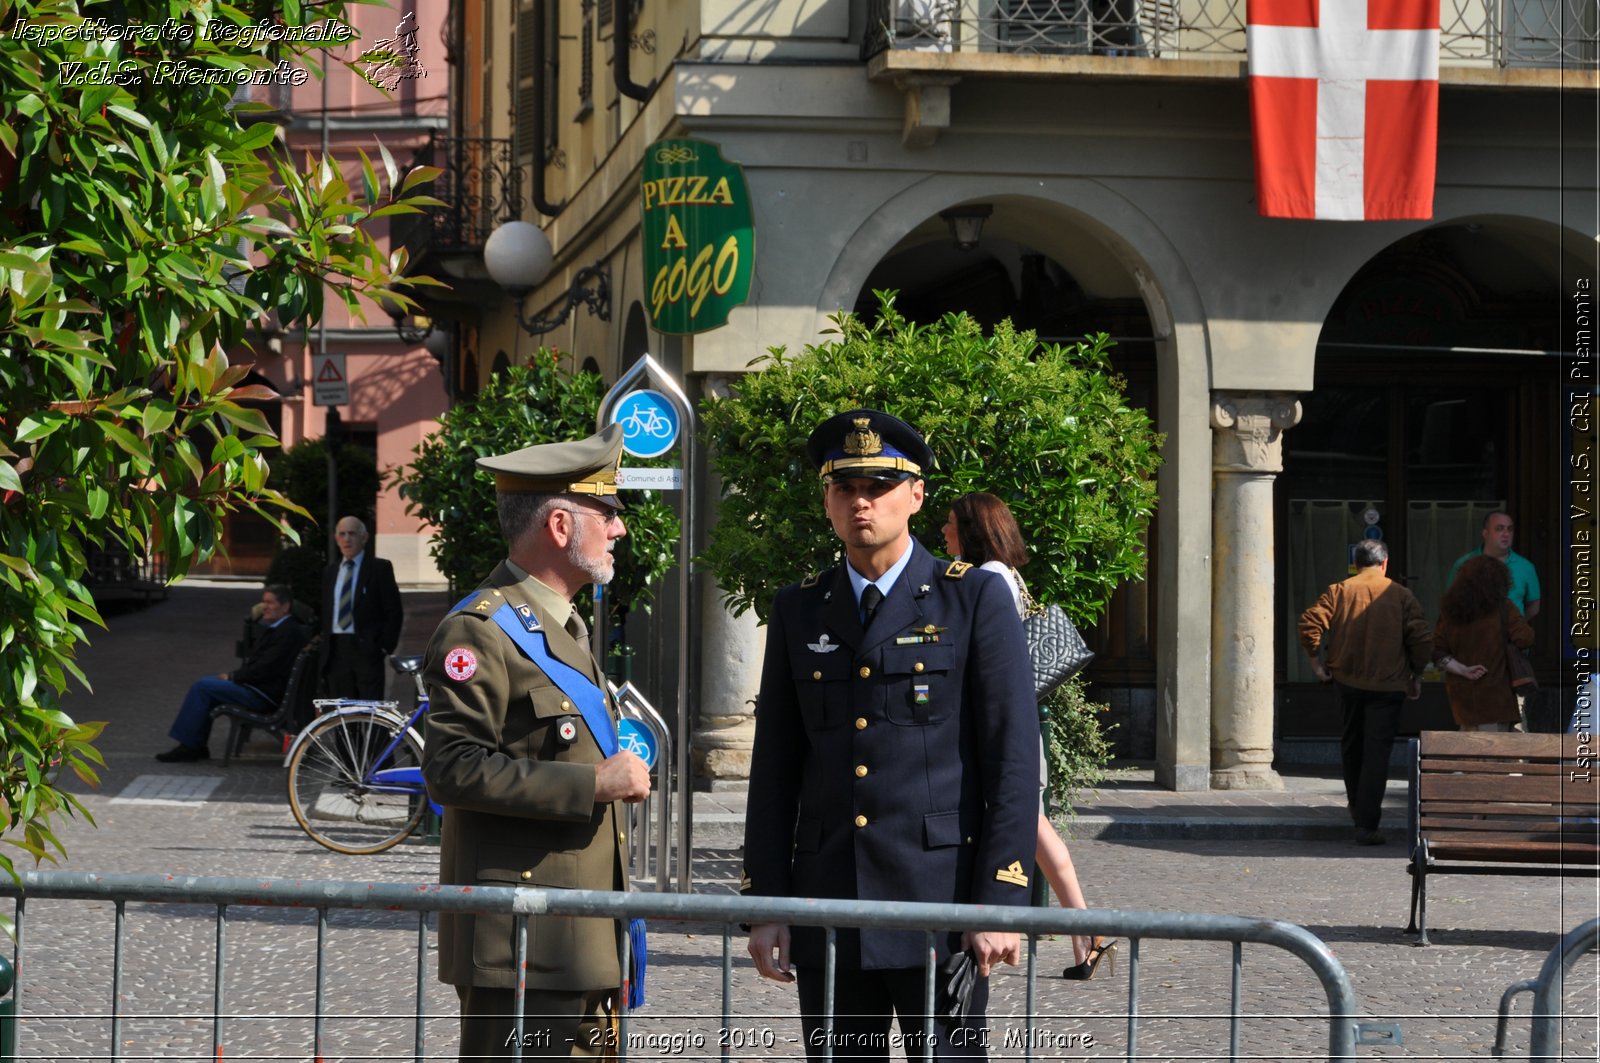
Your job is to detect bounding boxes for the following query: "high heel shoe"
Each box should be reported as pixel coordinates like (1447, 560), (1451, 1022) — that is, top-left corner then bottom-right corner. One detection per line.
(1062, 939), (1117, 981)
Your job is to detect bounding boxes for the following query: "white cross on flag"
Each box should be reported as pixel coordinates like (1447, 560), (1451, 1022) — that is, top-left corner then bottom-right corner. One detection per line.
(1248, 0), (1439, 220)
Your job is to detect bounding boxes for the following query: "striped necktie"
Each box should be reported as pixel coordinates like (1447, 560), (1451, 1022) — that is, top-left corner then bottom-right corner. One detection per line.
(336, 559), (356, 631)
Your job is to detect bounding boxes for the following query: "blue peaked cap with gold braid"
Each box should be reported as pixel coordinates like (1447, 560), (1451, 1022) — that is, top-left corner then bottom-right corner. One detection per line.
(806, 408), (933, 483)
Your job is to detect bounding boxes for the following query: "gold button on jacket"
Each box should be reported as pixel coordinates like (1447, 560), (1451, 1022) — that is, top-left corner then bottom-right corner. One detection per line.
(742, 544), (1042, 972)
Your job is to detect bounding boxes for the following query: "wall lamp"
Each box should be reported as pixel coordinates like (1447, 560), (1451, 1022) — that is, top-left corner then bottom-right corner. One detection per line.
(940, 203), (992, 251)
(484, 220), (611, 336)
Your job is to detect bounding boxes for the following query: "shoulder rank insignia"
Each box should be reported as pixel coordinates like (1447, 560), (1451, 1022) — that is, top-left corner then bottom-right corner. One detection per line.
(944, 561), (973, 579)
(800, 571), (823, 589)
(995, 860), (1030, 887)
(514, 603), (541, 632)
(739, 870), (752, 893)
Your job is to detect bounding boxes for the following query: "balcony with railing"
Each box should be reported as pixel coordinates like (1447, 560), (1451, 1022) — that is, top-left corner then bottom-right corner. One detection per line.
(863, 0), (1598, 68)
(392, 136), (525, 279)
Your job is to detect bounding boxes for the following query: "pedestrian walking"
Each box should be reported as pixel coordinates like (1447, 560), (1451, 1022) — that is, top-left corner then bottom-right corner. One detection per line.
(1298, 539), (1432, 845)
(1434, 555), (1535, 731)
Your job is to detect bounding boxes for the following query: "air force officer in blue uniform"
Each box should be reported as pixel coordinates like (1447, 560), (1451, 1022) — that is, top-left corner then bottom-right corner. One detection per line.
(742, 410), (1040, 1060)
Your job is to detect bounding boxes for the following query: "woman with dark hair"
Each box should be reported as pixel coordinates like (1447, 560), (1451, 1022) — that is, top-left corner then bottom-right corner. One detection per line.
(1434, 555), (1535, 731)
(942, 492), (1116, 981)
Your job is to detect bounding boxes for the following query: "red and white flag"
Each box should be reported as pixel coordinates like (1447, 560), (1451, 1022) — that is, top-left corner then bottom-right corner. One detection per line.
(1248, 0), (1439, 220)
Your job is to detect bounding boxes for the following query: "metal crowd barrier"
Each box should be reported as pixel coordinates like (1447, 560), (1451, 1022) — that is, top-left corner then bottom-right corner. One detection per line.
(0, 870), (1374, 1061)
(1492, 917), (1600, 1059)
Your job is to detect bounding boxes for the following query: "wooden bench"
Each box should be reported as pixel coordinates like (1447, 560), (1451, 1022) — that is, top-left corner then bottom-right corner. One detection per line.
(1407, 731), (1600, 945)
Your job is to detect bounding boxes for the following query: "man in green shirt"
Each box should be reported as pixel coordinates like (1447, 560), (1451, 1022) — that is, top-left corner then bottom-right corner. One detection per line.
(1447, 511), (1540, 619)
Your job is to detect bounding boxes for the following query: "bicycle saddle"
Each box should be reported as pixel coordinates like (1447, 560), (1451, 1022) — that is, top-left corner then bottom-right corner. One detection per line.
(389, 654), (425, 674)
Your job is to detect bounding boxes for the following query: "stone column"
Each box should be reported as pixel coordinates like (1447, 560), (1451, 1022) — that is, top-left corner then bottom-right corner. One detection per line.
(692, 585), (761, 789)
(1210, 393), (1301, 791)
(691, 373), (760, 790)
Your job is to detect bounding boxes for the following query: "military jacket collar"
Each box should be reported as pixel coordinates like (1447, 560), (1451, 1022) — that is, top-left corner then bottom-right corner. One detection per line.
(483, 560), (600, 683)
(819, 541), (942, 655)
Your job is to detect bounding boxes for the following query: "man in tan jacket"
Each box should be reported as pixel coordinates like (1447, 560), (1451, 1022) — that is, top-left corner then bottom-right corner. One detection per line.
(422, 424), (651, 1059)
(1298, 539), (1432, 845)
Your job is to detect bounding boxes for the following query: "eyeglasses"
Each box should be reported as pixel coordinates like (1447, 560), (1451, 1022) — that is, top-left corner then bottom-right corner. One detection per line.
(558, 506), (621, 529)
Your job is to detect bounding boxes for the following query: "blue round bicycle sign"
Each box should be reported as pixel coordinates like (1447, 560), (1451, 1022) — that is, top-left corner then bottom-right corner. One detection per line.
(613, 390), (680, 458)
(617, 719), (659, 768)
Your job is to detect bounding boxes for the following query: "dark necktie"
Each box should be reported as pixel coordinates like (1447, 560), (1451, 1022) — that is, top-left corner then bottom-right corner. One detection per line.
(336, 559), (355, 631)
(861, 584), (884, 628)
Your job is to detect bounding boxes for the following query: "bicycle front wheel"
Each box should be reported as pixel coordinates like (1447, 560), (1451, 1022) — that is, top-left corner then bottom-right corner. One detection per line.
(286, 712), (427, 854)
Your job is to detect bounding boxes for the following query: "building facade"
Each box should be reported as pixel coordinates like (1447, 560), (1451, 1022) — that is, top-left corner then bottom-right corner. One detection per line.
(208, 3), (452, 584)
(435, 1), (1596, 789)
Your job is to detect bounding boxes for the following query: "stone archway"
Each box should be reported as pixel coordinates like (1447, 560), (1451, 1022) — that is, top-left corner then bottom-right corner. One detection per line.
(1278, 215), (1586, 747)
(813, 182), (1218, 790)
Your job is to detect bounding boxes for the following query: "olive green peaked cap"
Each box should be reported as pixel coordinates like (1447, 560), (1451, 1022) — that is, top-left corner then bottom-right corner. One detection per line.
(478, 423), (625, 507)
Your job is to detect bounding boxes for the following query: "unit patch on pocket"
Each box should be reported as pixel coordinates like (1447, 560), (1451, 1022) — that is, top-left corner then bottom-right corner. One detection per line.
(913, 683), (930, 704)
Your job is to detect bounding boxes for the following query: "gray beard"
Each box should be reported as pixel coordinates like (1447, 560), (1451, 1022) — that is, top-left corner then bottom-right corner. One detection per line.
(567, 519), (615, 585)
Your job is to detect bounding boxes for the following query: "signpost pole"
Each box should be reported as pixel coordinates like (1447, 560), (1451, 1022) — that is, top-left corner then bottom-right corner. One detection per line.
(310, 353), (350, 552)
(599, 355), (697, 891)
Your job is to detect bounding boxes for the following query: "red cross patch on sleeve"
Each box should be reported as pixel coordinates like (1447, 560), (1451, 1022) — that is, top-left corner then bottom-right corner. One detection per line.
(444, 647), (478, 682)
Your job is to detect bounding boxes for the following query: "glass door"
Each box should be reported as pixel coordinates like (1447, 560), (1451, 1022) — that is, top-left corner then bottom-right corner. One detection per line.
(1280, 373), (1514, 738)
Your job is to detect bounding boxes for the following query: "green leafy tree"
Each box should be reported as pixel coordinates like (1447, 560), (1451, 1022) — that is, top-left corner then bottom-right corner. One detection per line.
(700, 294), (1159, 798)
(699, 293), (1163, 626)
(397, 355), (680, 631)
(0, 0), (441, 880)
(270, 436), (382, 547)
(265, 436), (379, 607)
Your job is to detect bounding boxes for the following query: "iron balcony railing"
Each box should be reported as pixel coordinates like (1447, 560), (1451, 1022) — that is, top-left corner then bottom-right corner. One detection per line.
(392, 135), (525, 266)
(864, 0), (1599, 67)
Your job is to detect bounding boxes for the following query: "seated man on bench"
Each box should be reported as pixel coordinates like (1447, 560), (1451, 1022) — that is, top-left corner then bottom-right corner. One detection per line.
(156, 584), (311, 763)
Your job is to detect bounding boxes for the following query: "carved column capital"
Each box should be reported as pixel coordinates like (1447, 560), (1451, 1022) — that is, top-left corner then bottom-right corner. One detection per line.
(703, 373), (739, 402)
(1211, 393), (1303, 474)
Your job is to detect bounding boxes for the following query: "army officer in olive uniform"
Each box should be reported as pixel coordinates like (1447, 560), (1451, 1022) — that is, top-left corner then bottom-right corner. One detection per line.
(422, 424), (651, 1060)
(743, 410), (1040, 1060)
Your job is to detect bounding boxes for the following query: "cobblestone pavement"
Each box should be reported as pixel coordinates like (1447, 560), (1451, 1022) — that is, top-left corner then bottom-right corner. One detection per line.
(14, 583), (1597, 1061)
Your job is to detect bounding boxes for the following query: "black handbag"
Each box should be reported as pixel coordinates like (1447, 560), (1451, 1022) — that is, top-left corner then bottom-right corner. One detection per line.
(1018, 576), (1094, 698)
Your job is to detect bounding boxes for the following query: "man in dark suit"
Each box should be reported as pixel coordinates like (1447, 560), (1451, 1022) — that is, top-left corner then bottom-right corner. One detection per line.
(742, 409), (1040, 1060)
(421, 424), (651, 1059)
(157, 584), (310, 762)
(320, 515), (403, 699)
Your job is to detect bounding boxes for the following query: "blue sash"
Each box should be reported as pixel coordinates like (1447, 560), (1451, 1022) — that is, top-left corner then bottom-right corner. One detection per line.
(461, 595), (648, 1008)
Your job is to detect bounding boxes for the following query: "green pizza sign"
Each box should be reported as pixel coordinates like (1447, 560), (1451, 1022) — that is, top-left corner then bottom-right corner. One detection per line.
(640, 139), (754, 335)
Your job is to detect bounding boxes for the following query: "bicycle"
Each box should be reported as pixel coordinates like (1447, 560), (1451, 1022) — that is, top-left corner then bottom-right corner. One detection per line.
(283, 654), (440, 855)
